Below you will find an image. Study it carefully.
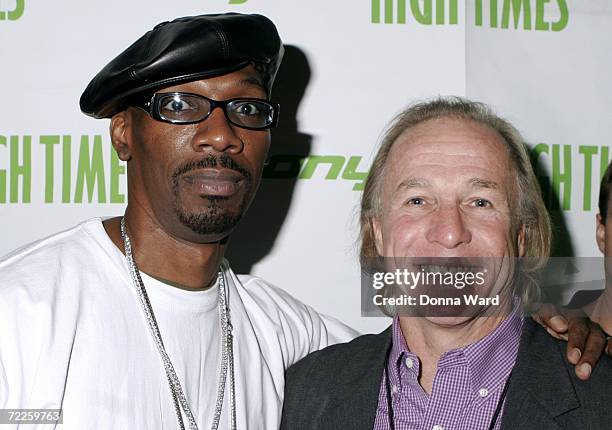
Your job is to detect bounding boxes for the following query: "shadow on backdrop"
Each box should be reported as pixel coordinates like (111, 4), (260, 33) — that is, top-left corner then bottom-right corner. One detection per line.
(529, 145), (576, 304)
(226, 45), (312, 273)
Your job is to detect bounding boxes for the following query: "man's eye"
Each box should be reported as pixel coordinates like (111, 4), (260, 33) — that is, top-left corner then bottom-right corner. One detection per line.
(235, 102), (262, 116)
(472, 198), (491, 208)
(407, 198), (424, 206)
(162, 98), (195, 113)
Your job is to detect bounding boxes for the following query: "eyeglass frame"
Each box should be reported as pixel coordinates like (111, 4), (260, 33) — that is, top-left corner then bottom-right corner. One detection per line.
(129, 91), (280, 130)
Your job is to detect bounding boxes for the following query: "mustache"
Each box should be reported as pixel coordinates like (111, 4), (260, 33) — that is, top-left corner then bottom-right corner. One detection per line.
(171, 153), (252, 186)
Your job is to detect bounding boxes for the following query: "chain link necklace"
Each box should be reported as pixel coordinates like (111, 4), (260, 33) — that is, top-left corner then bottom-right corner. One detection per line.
(120, 218), (237, 430)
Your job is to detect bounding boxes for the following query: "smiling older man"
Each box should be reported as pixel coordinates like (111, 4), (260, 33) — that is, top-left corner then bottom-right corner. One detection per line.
(281, 98), (612, 430)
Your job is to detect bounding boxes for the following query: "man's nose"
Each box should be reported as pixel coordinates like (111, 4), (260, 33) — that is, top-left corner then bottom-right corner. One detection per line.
(425, 203), (472, 249)
(191, 107), (244, 154)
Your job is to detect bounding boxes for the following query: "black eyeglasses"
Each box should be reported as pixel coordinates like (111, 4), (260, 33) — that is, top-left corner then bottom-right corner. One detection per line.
(132, 92), (280, 130)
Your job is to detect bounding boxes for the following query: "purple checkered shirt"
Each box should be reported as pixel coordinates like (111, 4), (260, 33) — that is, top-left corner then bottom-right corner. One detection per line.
(373, 303), (523, 430)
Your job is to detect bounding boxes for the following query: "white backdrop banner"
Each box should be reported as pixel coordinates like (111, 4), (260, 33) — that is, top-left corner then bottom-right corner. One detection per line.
(0, 0), (610, 333)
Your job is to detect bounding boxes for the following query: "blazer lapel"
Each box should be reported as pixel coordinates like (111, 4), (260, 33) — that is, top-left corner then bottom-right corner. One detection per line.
(502, 319), (580, 429)
(319, 327), (392, 430)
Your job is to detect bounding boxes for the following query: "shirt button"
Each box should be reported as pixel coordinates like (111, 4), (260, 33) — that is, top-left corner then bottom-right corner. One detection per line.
(405, 357), (414, 369)
(432, 425), (444, 430)
(392, 384), (398, 395)
(479, 388), (489, 397)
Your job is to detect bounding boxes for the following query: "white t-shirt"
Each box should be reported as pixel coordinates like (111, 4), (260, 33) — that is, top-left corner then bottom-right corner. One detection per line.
(0, 219), (357, 429)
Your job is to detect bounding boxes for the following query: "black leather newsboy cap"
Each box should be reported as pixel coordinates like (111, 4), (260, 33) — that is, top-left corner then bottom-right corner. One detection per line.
(80, 13), (283, 119)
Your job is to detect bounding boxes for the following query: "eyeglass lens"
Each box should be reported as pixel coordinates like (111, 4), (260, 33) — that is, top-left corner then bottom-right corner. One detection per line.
(156, 93), (275, 129)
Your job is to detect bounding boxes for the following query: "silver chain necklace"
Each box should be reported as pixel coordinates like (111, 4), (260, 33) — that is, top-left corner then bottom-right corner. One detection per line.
(120, 218), (237, 430)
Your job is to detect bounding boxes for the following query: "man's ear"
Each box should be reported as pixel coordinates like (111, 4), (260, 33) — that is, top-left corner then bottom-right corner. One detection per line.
(372, 217), (384, 256)
(110, 111), (132, 161)
(596, 213), (606, 254)
(517, 224), (526, 258)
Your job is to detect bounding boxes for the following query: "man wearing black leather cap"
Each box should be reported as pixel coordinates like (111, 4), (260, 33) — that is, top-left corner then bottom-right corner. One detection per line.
(0, 13), (356, 429)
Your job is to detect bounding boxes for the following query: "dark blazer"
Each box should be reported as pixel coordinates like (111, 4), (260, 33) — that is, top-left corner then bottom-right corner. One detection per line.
(281, 318), (612, 429)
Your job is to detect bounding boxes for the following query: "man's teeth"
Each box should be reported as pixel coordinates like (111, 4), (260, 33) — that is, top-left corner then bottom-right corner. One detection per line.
(417, 265), (481, 274)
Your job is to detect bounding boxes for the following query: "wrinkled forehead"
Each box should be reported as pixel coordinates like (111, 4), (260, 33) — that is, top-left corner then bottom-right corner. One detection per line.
(396, 117), (507, 156)
(383, 117), (517, 195)
(394, 118), (510, 169)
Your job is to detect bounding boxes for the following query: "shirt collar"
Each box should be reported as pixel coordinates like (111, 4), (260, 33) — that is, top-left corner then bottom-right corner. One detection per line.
(461, 300), (523, 395)
(388, 298), (523, 396)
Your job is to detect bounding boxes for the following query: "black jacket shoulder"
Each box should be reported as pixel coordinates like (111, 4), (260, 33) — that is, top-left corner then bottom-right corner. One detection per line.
(286, 327), (391, 385)
(281, 328), (391, 430)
